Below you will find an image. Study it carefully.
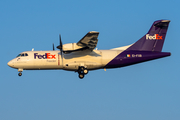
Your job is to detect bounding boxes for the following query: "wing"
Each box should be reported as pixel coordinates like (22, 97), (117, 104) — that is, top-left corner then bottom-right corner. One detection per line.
(59, 31), (99, 54)
(77, 31), (99, 51)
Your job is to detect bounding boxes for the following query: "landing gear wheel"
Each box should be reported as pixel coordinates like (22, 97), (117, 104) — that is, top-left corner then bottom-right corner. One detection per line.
(18, 72), (22, 76)
(83, 69), (88, 74)
(79, 74), (84, 79)
(78, 67), (88, 74)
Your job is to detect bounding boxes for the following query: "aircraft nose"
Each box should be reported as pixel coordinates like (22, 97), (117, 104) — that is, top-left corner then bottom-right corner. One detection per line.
(7, 60), (14, 67)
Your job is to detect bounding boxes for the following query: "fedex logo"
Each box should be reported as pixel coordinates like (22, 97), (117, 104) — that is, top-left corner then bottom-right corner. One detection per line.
(34, 53), (56, 59)
(146, 34), (162, 40)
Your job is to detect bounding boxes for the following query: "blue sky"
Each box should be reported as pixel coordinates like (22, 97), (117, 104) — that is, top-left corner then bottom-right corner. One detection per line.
(1, 0), (179, 120)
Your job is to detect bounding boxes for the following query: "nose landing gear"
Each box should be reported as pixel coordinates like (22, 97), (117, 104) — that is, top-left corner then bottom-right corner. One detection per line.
(18, 68), (23, 77)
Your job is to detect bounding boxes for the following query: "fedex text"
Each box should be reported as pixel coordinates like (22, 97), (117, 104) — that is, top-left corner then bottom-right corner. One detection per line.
(146, 34), (162, 40)
(34, 53), (56, 59)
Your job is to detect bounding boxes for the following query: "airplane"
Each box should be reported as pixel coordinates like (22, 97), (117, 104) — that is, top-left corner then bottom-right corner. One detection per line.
(7, 20), (171, 79)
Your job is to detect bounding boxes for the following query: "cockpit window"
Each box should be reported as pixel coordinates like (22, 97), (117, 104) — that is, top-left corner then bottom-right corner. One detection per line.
(16, 54), (21, 57)
(16, 53), (28, 57)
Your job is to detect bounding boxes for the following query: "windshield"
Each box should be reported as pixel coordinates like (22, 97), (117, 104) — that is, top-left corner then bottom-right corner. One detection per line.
(16, 54), (21, 57)
(16, 53), (28, 57)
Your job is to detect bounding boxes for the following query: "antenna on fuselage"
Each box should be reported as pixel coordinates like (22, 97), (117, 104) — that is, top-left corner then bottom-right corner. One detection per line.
(32, 48), (34, 51)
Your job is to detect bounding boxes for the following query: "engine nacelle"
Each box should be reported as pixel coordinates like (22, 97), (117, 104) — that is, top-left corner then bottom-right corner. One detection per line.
(63, 43), (83, 51)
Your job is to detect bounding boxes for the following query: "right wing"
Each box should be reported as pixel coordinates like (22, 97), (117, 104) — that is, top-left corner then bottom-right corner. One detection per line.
(77, 31), (99, 50)
(62, 31), (99, 54)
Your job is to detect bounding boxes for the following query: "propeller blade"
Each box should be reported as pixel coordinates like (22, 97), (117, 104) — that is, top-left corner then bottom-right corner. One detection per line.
(57, 34), (63, 51)
(56, 34), (63, 65)
(53, 43), (55, 51)
(60, 34), (62, 56)
(56, 34), (63, 56)
(60, 34), (63, 50)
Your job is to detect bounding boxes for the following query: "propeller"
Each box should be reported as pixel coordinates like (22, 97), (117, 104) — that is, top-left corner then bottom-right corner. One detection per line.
(56, 34), (63, 66)
(57, 34), (63, 55)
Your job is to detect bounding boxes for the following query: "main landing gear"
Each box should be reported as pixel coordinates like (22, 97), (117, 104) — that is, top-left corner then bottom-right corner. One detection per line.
(78, 66), (88, 79)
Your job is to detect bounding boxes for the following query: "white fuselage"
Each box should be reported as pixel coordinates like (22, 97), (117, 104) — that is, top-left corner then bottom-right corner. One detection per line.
(8, 49), (124, 71)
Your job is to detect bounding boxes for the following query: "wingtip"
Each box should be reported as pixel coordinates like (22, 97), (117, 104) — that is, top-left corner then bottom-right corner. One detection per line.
(161, 20), (170, 23)
(89, 31), (99, 33)
(154, 20), (171, 23)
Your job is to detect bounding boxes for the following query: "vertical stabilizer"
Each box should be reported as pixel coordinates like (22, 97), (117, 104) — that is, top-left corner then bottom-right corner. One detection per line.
(126, 20), (170, 52)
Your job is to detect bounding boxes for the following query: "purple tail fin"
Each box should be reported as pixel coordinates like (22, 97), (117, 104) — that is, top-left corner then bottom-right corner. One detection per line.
(126, 20), (170, 52)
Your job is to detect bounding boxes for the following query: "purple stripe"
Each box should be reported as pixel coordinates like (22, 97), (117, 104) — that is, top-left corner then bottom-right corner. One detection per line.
(105, 51), (171, 68)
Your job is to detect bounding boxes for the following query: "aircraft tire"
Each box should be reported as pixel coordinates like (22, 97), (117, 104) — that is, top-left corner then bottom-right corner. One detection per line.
(18, 72), (22, 76)
(83, 69), (88, 74)
(79, 74), (84, 79)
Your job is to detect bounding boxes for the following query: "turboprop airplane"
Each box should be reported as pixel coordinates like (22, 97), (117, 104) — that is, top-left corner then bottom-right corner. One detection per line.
(7, 20), (171, 79)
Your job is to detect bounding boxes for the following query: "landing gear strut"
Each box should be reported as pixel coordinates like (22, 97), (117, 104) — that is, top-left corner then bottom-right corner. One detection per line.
(18, 69), (23, 77)
(78, 66), (88, 79)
